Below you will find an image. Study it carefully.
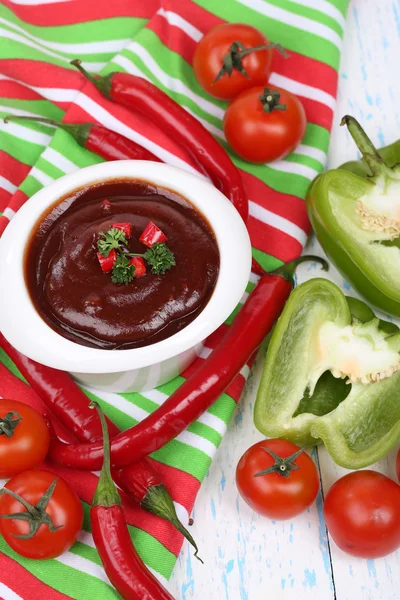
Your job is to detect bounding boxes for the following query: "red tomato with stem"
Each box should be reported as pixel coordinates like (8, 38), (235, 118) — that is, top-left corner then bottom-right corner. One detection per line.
(193, 23), (279, 101)
(236, 439), (319, 520)
(224, 85), (306, 163)
(324, 471), (400, 559)
(0, 470), (83, 559)
(0, 399), (50, 478)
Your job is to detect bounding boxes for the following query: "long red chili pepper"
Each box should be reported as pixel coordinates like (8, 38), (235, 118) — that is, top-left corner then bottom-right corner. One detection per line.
(0, 334), (200, 558)
(4, 115), (161, 163)
(70, 59), (248, 223)
(49, 256), (328, 471)
(90, 402), (174, 600)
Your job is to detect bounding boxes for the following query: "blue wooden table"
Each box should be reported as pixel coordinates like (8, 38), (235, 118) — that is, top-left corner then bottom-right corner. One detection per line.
(170, 1), (400, 598)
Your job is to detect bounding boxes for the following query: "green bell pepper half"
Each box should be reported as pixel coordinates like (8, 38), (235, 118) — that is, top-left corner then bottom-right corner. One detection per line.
(254, 278), (400, 469)
(307, 116), (400, 316)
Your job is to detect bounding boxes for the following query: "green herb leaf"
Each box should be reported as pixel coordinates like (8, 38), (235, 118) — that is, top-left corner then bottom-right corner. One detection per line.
(144, 242), (176, 275)
(98, 227), (128, 257)
(111, 254), (135, 284)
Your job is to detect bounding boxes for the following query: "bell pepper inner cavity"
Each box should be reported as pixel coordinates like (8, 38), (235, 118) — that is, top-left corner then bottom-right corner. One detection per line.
(254, 278), (400, 469)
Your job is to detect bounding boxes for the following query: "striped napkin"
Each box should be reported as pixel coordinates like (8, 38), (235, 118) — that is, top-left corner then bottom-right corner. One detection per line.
(0, 0), (347, 597)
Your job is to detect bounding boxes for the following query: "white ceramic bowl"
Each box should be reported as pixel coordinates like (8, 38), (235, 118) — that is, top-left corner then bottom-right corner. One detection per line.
(0, 161), (251, 393)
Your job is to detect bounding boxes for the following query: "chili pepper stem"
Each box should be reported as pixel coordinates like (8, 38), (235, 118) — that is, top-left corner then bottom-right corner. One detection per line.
(0, 411), (22, 437)
(271, 255), (329, 285)
(4, 115), (92, 147)
(340, 115), (391, 178)
(0, 478), (62, 539)
(141, 484), (203, 563)
(90, 402), (122, 507)
(71, 59), (112, 99)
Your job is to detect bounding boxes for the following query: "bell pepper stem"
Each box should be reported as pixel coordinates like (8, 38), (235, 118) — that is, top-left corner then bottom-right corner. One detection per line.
(271, 255), (329, 285)
(4, 115), (92, 147)
(340, 115), (389, 177)
(90, 402), (122, 508)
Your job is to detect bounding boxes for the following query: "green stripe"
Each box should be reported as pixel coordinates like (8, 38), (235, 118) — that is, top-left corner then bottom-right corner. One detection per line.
(266, 0), (344, 36)
(0, 4), (146, 44)
(0, 132), (45, 167)
(51, 130), (104, 167)
(287, 152), (323, 173)
(19, 175), (43, 197)
(252, 249), (284, 272)
(193, 0), (341, 69)
(151, 440), (212, 482)
(0, 98), (64, 121)
(187, 421), (222, 447)
(303, 124), (331, 152)
(121, 392), (160, 413)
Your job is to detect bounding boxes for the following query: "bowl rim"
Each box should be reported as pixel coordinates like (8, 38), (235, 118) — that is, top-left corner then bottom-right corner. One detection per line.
(0, 161), (251, 373)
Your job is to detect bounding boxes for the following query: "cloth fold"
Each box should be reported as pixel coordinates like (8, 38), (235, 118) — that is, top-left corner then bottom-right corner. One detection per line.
(0, 0), (348, 597)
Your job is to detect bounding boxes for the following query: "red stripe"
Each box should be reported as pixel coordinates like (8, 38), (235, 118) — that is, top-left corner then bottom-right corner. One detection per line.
(148, 13), (197, 65)
(0, 190), (12, 213)
(0, 151), (30, 186)
(1, 0), (160, 26)
(0, 80), (43, 101)
(7, 190), (29, 213)
(242, 171), (310, 232)
(0, 59), (83, 90)
(0, 552), (72, 600)
(0, 216), (10, 237)
(248, 216), (304, 262)
(146, 459), (200, 508)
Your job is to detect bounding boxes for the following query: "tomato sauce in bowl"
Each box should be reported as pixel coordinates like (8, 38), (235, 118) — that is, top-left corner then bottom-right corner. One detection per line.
(25, 179), (220, 350)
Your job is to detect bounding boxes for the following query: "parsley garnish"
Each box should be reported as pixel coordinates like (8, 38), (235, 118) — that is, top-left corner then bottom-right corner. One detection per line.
(97, 227), (127, 257)
(97, 225), (176, 285)
(111, 254), (135, 284)
(144, 243), (176, 275)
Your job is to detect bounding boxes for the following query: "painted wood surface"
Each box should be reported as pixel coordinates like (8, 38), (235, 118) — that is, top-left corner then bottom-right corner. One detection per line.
(169, 0), (400, 598)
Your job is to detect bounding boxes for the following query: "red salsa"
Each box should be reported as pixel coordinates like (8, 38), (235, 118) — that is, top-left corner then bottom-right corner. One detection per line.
(25, 180), (220, 350)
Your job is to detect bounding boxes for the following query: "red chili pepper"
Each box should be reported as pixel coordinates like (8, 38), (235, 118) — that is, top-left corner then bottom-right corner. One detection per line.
(97, 248), (117, 272)
(0, 334), (200, 558)
(90, 402), (175, 600)
(70, 59), (248, 223)
(112, 222), (132, 238)
(3, 115), (161, 163)
(49, 256), (328, 471)
(130, 257), (146, 278)
(139, 221), (167, 247)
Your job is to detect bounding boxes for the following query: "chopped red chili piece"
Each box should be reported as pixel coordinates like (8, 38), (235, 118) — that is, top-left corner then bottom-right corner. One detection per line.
(139, 221), (167, 247)
(97, 249), (117, 272)
(129, 257), (146, 277)
(112, 222), (132, 238)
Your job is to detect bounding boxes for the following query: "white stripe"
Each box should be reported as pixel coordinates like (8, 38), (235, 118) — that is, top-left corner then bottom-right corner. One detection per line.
(269, 71), (336, 111)
(0, 119), (52, 145)
(290, 0), (346, 29)
(157, 8), (203, 42)
(249, 200), (308, 246)
(240, 291), (249, 304)
(3, 207), (16, 220)
(29, 167), (54, 186)
(175, 429), (218, 458)
(0, 73), (78, 103)
(198, 346), (212, 359)
(56, 551), (112, 586)
(0, 176), (17, 194)
(75, 92), (206, 178)
(236, 0), (342, 50)
(249, 272), (260, 285)
(0, 27), (104, 72)
(268, 159), (319, 181)
(196, 411), (227, 437)
(0, 17), (131, 55)
(82, 387), (150, 422)
(141, 388), (169, 405)
(125, 42), (225, 120)
(42, 147), (80, 174)
(240, 364), (251, 380)
(294, 144), (327, 167)
(0, 582), (23, 600)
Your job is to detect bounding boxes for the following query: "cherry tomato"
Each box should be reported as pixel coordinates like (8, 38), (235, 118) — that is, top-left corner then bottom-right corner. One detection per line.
(224, 85), (306, 163)
(193, 23), (275, 101)
(0, 399), (50, 478)
(324, 471), (400, 558)
(0, 470), (83, 559)
(236, 439), (319, 520)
